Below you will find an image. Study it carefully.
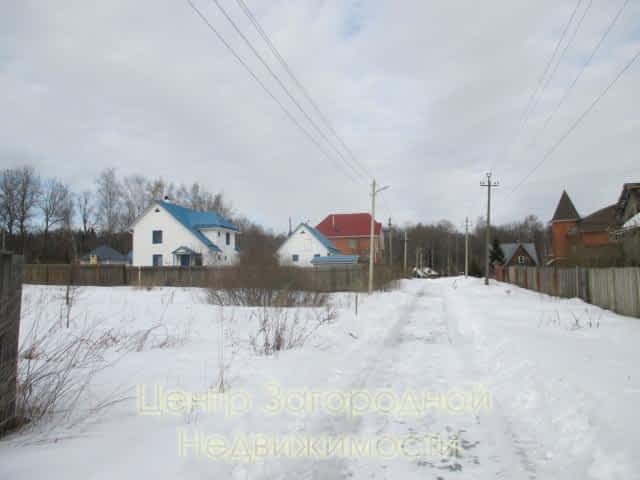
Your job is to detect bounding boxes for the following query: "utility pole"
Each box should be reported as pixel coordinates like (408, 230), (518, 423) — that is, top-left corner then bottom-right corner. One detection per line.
(403, 230), (408, 273)
(368, 179), (389, 294)
(464, 217), (471, 278)
(480, 172), (499, 286)
(446, 235), (451, 276)
(387, 218), (393, 268)
(430, 243), (434, 270)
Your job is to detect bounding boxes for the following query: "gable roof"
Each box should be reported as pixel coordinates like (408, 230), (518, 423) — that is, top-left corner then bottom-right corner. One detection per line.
(552, 191), (580, 222)
(159, 200), (238, 231)
(615, 182), (640, 218)
(568, 204), (620, 234)
(284, 223), (341, 254)
(499, 242), (539, 266)
(316, 213), (382, 237)
(153, 200), (239, 253)
(82, 245), (127, 262)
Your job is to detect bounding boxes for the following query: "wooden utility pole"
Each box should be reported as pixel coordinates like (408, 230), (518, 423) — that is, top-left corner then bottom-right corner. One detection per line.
(446, 235), (451, 276)
(464, 217), (471, 278)
(403, 230), (408, 273)
(368, 179), (389, 294)
(480, 172), (499, 286)
(387, 218), (393, 267)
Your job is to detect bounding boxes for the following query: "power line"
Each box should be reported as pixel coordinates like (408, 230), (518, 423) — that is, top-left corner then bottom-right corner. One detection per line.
(209, 0), (366, 182)
(491, 0), (584, 173)
(185, 0), (359, 183)
(234, 0), (372, 179)
(506, 46), (640, 197)
(526, 0), (593, 126)
(527, 0), (630, 147)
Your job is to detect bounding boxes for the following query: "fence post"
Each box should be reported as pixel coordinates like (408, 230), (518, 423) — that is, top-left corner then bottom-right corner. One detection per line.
(0, 253), (23, 434)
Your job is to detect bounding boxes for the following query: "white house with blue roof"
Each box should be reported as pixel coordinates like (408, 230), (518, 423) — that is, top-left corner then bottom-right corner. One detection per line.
(277, 222), (356, 267)
(130, 200), (239, 267)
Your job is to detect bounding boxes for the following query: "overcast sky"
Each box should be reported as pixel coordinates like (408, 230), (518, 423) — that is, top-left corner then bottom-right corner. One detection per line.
(2, 0), (639, 232)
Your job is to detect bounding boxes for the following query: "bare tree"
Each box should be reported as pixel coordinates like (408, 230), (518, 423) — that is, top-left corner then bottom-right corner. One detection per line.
(95, 168), (123, 234)
(122, 174), (150, 227)
(61, 193), (77, 261)
(14, 166), (40, 246)
(0, 168), (20, 235)
(77, 190), (94, 235)
(39, 178), (71, 254)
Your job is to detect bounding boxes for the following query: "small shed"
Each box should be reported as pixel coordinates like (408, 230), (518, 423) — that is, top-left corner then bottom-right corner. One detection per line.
(80, 245), (128, 265)
(500, 243), (539, 267)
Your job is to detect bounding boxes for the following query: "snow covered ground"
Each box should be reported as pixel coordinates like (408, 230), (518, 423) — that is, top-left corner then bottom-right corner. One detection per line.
(1, 278), (639, 479)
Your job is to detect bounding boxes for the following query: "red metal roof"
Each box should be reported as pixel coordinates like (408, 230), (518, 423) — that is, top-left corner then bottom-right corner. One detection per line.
(315, 213), (382, 237)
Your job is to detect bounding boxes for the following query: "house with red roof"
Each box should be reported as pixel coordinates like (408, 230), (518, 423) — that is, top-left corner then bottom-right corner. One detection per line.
(315, 213), (385, 264)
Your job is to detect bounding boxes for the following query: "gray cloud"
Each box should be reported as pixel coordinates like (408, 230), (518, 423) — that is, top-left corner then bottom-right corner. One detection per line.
(1, 0), (638, 232)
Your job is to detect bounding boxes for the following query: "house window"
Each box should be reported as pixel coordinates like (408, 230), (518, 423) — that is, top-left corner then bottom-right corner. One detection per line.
(517, 256), (526, 265)
(292, 254), (299, 262)
(152, 230), (163, 244)
(152, 254), (163, 266)
(314, 254), (320, 257)
(226, 232), (230, 246)
(348, 239), (357, 249)
(218, 231), (221, 237)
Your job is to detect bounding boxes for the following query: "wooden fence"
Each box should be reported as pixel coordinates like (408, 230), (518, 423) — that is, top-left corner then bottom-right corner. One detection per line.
(0, 253), (22, 434)
(21, 263), (399, 293)
(496, 265), (640, 318)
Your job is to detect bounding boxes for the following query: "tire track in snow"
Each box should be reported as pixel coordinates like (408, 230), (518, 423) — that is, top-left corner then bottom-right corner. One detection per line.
(440, 281), (539, 479)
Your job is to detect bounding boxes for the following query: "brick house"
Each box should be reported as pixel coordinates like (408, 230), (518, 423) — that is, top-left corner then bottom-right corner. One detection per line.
(315, 213), (384, 264)
(612, 183), (640, 265)
(549, 189), (624, 266)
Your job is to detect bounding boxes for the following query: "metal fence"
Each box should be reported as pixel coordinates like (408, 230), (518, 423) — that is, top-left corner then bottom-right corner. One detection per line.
(21, 263), (399, 293)
(496, 265), (640, 318)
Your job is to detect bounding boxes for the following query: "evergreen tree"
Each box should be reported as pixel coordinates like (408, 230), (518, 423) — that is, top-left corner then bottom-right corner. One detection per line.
(489, 238), (505, 265)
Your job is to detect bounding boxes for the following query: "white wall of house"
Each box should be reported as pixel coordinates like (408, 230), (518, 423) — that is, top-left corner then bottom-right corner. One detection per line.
(277, 226), (333, 267)
(201, 227), (237, 265)
(131, 204), (238, 266)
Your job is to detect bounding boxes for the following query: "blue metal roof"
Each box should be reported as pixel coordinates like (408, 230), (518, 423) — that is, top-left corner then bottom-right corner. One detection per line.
(82, 245), (127, 262)
(311, 254), (359, 265)
(158, 200), (238, 252)
(171, 246), (199, 255)
(300, 223), (341, 254)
